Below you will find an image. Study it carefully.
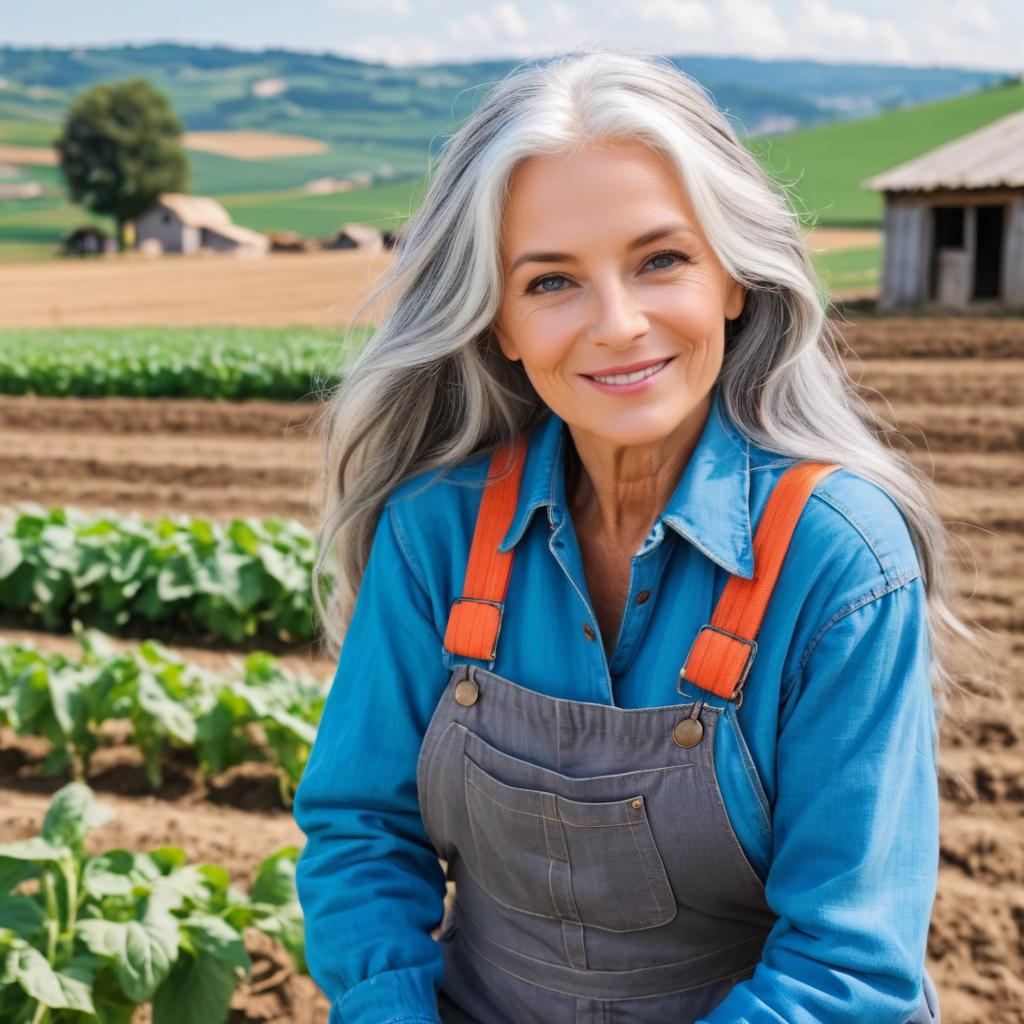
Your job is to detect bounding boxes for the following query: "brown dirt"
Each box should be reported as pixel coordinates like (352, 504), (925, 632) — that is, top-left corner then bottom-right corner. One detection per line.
(804, 226), (880, 251)
(0, 315), (1022, 1020)
(0, 143), (57, 166)
(182, 131), (329, 160)
(0, 248), (393, 326)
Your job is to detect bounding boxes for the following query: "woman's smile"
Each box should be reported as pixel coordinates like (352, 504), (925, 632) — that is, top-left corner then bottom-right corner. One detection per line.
(580, 355), (676, 394)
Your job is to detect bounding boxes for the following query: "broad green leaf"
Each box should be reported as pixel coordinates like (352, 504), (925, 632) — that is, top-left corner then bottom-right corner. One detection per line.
(137, 674), (197, 744)
(42, 782), (114, 848)
(181, 915), (250, 970)
(0, 896), (45, 939)
(82, 849), (161, 899)
(250, 847), (299, 907)
(0, 837), (68, 863)
(78, 904), (179, 1002)
(9, 941), (95, 1013)
(151, 948), (239, 1024)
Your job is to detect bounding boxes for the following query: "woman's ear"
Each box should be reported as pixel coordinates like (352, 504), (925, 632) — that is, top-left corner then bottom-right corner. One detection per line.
(492, 322), (520, 362)
(725, 280), (746, 322)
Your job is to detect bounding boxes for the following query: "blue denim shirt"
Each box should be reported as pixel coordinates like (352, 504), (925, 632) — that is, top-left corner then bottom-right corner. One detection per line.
(294, 381), (940, 1024)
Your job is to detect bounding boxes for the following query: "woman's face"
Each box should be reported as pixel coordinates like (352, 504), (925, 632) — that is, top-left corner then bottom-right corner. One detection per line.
(493, 139), (745, 450)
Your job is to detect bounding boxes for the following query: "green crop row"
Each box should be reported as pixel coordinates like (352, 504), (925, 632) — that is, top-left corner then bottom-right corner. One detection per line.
(0, 782), (305, 1024)
(0, 326), (368, 400)
(0, 505), (325, 647)
(0, 627), (326, 806)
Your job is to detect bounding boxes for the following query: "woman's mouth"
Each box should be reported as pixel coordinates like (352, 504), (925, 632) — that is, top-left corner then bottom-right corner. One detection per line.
(581, 357), (675, 394)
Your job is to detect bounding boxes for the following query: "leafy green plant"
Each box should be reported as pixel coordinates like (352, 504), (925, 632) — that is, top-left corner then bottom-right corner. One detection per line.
(0, 326), (361, 400)
(0, 783), (305, 1023)
(0, 505), (326, 646)
(0, 628), (326, 803)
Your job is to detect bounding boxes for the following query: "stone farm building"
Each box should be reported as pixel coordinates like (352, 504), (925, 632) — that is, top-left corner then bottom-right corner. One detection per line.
(863, 108), (1024, 311)
(134, 193), (269, 255)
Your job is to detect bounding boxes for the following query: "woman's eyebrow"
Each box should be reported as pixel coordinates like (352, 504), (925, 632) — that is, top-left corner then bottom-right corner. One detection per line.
(507, 223), (697, 274)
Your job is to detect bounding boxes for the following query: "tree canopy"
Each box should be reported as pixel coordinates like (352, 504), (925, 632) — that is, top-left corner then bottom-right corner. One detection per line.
(55, 77), (190, 247)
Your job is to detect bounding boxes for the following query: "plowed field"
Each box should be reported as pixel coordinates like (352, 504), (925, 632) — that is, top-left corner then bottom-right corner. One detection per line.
(1, 315), (1021, 1022)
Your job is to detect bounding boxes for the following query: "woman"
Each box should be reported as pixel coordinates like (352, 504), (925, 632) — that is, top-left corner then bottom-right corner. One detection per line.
(295, 47), (970, 1024)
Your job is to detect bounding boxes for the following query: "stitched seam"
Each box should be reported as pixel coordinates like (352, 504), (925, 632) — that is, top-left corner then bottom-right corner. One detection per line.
(626, 818), (672, 918)
(725, 706), (772, 841)
(812, 486), (908, 583)
(780, 568), (922, 704)
(386, 501), (430, 595)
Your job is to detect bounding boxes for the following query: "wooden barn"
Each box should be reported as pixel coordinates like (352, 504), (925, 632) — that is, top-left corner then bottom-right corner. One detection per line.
(862, 108), (1024, 311)
(133, 193), (269, 256)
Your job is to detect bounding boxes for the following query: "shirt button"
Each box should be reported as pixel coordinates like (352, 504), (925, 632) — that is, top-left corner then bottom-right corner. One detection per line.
(582, 623), (596, 641)
(636, 590), (651, 604)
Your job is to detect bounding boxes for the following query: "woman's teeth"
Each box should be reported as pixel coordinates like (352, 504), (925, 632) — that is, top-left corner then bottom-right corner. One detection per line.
(589, 359), (669, 385)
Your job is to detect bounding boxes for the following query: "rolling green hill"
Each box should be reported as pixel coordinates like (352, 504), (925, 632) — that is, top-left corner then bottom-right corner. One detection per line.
(752, 79), (1024, 227)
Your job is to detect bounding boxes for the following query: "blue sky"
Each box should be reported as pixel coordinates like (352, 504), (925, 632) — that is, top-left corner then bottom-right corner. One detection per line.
(2, 0), (1021, 72)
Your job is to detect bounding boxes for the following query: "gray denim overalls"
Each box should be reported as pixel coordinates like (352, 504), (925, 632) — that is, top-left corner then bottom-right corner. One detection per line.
(415, 437), (941, 1024)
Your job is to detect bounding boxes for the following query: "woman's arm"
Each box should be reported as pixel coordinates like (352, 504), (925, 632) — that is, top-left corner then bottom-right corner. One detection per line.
(294, 503), (449, 1024)
(698, 573), (940, 1024)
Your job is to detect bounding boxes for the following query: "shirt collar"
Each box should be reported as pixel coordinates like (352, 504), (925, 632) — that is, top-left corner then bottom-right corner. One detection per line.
(498, 382), (754, 579)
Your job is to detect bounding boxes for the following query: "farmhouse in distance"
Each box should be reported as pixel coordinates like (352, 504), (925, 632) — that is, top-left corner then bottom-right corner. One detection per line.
(133, 193), (270, 256)
(864, 108), (1024, 312)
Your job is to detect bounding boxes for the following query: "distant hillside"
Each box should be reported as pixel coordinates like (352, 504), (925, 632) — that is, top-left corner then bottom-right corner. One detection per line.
(0, 43), (1020, 260)
(0, 43), (1011, 149)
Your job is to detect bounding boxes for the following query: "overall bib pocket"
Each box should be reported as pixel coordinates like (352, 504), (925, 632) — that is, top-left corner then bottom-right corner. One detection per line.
(461, 749), (680, 933)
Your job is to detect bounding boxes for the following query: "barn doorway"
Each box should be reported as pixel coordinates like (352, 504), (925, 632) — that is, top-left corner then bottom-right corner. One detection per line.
(972, 205), (1005, 300)
(929, 206), (965, 300)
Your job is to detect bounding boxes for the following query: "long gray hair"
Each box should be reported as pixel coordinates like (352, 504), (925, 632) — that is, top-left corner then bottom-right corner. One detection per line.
(311, 45), (994, 739)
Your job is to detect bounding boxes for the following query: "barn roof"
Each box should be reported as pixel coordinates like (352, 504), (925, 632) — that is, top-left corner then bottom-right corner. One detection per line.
(155, 192), (233, 228)
(862, 107), (1024, 193)
(203, 221), (269, 249)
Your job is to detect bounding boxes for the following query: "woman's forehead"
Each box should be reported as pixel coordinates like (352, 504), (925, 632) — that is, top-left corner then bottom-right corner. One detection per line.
(500, 145), (699, 256)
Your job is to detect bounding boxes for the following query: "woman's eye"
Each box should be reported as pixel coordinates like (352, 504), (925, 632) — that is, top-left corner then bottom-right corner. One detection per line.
(524, 251), (689, 295)
(646, 250), (688, 270)
(526, 274), (569, 295)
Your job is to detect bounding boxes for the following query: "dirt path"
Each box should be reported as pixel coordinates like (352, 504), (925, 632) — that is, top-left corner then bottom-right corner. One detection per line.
(0, 248), (392, 327)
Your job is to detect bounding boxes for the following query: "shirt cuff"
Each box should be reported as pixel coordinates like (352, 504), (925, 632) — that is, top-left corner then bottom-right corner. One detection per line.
(330, 966), (440, 1024)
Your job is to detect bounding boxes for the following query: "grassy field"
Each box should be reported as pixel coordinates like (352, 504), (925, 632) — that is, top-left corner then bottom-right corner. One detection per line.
(1, 80), (1021, 262)
(810, 245), (881, 291)
(753, 80), (1024, 226)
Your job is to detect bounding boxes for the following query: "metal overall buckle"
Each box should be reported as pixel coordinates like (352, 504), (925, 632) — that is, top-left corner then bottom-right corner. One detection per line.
(677, 624), (758, 709)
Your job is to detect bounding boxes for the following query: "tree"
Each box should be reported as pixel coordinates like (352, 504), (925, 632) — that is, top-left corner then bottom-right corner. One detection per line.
(54, 78), (190, 252)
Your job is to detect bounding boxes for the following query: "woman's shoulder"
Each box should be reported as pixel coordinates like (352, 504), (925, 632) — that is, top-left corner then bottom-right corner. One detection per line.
(382, 447), (497, 594)
(385, 448), (493, 519)
(749, 447), (924, 605)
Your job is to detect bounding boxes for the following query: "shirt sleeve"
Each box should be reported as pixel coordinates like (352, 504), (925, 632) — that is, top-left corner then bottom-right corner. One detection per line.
(293, 502), (449, 1024)
(698, 573), (940, 1024)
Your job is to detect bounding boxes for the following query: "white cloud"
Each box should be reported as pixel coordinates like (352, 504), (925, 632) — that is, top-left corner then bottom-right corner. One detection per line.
(796, 0), (871, 45)
(946, 0), (998, 35)
(448, 3), (533, 44)
(494, 3), (530, 38)
(344, 33), (443, 64)
(550, 2), (579, 30)
(794, 0), (911, 62)
(630, 0), (715, 33)
(333, 0), (1020, 72)
(324, 0), (412, 15)
(448, 13), (496, 44)
(720, 0), (790, 56)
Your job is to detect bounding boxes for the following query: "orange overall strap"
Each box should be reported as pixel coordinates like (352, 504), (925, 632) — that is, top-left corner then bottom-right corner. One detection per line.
(681, 460), (842, 702)
(443, 436), (527, 661)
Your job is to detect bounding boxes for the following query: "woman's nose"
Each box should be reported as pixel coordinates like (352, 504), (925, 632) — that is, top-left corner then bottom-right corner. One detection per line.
(587, 276), (648, 347)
